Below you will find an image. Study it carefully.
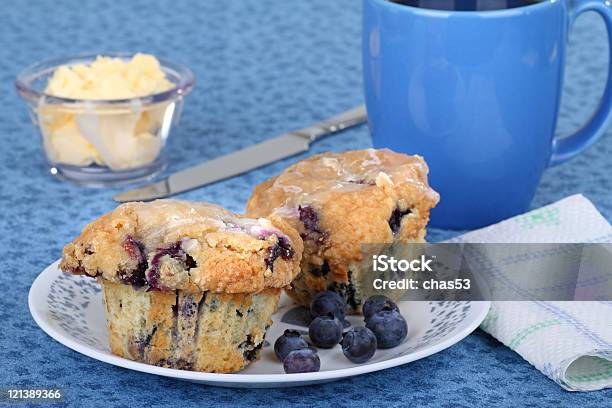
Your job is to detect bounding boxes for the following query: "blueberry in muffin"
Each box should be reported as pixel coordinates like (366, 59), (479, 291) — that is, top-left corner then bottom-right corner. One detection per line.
(246, 149), (439, 314)
(60, 200), (303, 373)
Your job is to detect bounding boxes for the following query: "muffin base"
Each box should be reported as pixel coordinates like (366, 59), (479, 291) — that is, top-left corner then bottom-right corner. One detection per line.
(286, 229), (426, 314)
(100, 280), (280, 373)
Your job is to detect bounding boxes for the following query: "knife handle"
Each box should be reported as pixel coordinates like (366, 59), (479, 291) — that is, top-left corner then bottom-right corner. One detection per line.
(293, 105), (368, 142)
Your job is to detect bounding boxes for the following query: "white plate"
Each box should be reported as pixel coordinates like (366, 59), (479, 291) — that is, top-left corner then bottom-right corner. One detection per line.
(29, 261), (490, 388)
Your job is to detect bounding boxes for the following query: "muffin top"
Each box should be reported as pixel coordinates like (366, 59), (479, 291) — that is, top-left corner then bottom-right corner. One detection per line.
(246, 149), (439, 269)
(247, 149), (439, 237)
(60, 200), (303, 293)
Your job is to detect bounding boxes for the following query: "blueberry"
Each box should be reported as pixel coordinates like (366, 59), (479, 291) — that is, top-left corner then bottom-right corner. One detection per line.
(119, 236), (148, 287)
(283, 349), (320, 374)
(146, 242), (196, 290)
(388, 207), (412, 234)
(310, 290), (345, 320)
(274, 329), (309, 362)
(366, 309), (408, 349)
(298, 205), (323, 234)
(362, 295), (399, 321)
(347, 178), (375, 185)
(341, 327), (377, 363)
(309, 261), (330, 277)
(264, 236), (295, 272)
(298, 205), (329, 244)
(309, 314), (343, 348)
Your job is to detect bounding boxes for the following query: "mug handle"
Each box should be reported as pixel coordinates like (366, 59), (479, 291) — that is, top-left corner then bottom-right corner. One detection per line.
(550, 0), (612, 166)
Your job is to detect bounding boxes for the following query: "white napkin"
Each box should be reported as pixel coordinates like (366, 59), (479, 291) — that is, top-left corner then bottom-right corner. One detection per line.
(451, 194), (612, 391)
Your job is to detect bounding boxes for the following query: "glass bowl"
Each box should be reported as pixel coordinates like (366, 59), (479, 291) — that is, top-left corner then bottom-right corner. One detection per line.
(16, 52), (195, 187)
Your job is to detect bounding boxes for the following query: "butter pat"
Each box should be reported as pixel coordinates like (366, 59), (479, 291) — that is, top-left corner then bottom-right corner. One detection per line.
(39, 54), (174, 170)
(45, 53), (173, 100)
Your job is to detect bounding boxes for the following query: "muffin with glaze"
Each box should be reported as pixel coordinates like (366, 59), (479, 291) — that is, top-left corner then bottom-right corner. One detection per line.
(246, 149), (439, 314)
(60, 200), (302, 373)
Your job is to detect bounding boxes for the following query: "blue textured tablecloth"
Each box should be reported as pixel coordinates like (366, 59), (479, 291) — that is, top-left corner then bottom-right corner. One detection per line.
(1, 1), (610, 406)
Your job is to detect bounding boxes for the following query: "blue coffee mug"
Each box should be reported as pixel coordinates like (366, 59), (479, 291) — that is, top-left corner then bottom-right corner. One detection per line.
(363, 0), (612, 229)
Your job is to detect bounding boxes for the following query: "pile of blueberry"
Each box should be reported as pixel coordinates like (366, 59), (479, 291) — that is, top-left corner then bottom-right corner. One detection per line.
(275, 292), (408, 373)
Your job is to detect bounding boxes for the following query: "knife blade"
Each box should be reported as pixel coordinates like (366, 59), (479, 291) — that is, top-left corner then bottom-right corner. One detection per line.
(113, 105), (367, 202)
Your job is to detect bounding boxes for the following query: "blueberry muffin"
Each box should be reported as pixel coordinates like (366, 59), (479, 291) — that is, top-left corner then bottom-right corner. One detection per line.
(60, 200), (302, 373)
(246, 149), (439, 313)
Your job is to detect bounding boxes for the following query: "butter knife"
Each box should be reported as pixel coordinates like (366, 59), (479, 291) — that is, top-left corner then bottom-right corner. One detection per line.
(113, 105), (367, 202)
